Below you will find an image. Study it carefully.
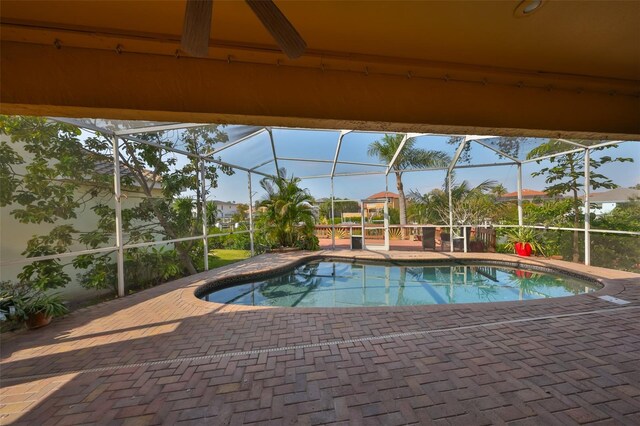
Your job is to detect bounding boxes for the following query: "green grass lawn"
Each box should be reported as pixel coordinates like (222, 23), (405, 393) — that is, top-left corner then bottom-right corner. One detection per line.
(208, 249), (251, 269)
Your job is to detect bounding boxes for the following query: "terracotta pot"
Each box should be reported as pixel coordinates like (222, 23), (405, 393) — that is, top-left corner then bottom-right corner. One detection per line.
(26, 312), (52, 329)
(515, 242), (532, 257)
(515, 269), (533, 279)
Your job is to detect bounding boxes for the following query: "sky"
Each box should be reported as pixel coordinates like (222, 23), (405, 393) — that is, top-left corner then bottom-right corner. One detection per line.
(81, 126), (640, 204)
(208, 130), (640, 203)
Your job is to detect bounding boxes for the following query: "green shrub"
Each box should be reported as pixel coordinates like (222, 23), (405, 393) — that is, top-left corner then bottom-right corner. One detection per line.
(78, 246), (184, 291)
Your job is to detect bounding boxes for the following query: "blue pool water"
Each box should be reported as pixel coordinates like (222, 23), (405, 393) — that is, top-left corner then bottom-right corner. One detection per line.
(200, 260), (598, 308)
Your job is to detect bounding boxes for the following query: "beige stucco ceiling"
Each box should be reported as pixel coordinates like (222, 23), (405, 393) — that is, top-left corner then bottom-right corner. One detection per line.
(1, 1), (639, 138)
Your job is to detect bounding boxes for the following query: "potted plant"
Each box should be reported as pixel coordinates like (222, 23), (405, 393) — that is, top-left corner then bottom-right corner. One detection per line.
(0, 280), (29, 329)
(0, 281), (68, 329)
(504, 227), (546, 257)
(19, 292), (69, 329)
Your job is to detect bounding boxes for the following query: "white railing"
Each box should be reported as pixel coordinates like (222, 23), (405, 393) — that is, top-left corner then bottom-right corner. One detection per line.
(314, 223), (640, 262)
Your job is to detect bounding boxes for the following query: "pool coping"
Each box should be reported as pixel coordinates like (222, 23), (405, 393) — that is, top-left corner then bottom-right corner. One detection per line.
(179, 250), (638, 314)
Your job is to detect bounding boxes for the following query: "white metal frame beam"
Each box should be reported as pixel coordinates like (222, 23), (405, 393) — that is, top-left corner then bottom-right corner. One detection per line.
(517, 163), (524, 227)
(584, 148), (591, 266)
(294, 161), (520, 180)
(205, 127), (267, 157)
(386, 134), (409, 176)
(449, 136), (470, 173)
(51, 117), (114, 135)
(249, 158), (275, 172)
(121, 134), (274, 177)
(331, 130), (350, 178)
(200, 159), (209, 271)
(123, 134), (199, 158)
(115, 122), (205, 136)
(112, 135), (125, 297)
(445, 135), (473, 253)
(556, 138), (588, 149)
(589, 140), (628, 149)
(266, 128), (281, 178)
(471, 139), (521, 163)
(521, 147), (585, 163)
(280, 156), (385, 168)
(248, 172), (255, 256)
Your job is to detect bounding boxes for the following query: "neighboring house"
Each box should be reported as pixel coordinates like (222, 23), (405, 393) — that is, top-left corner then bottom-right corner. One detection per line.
(311, 197), (328, 221)
(363, 192), (400, 219)
(212, 200), (240, 223)
(499, 189), (550, 202)
(584, 188), (640, 216)
(0, 135), (163, 302)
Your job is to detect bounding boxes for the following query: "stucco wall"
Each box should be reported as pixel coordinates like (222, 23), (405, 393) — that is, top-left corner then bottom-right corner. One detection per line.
(0, 135), (163, 303)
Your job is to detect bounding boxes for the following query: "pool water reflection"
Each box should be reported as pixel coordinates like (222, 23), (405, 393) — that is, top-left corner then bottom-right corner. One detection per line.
(200, 260), (598, 308)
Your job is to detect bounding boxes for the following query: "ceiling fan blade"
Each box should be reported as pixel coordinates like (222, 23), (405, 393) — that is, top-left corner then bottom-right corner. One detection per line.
(181, 0), (213, 58)
(245, 0), (306, 59)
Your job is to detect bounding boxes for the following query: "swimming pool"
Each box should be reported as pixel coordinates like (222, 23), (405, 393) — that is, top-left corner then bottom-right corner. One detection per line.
(199, 260), (599, 308)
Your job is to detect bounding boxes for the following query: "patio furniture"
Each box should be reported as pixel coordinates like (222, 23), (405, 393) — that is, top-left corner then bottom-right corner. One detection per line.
(351, 235), (363, 249)
(422, 227), (436, 250)
(440, 232), (464, 251)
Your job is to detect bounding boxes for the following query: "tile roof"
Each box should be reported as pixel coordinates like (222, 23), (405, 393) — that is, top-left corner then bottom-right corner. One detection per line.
(587, 187), (640, 203)
(501, 189), (547, 198)
(367, 191), (399, 199)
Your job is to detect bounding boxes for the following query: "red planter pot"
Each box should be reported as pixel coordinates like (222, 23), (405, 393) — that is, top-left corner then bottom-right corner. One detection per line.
(515, 269), (533, 279)
(515, 242), (532, 257)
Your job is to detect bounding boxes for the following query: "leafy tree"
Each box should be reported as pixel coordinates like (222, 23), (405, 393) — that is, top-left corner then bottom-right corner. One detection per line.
(371, 207), (400, 225)
(491, 184), (508, 198)
(109, 125), (232, 276)
(388, 207), (400, 225)
(368, 134), (450, 229)
(493, 198), (576, 257)
(0, 116), (233, 292)
(527, 141), (633, 262)
(447, 136), (527, 164)
(258, 170), (318, 250)
(409, 179), (497, 225)
(231, 203), (249, 224)
(594, 198), (640, 232)
(205, 200), (218, 226)
(591, 199), (640, 272)
(523, 199), (574, 227)
(318, 198), (360, 222)
(0, 116), (112, 290)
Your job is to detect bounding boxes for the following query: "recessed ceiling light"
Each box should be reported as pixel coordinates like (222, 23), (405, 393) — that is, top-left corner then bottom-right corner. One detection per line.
(514, 0), (545, 17)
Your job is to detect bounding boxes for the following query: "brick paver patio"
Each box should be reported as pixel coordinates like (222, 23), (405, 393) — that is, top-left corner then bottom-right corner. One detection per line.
(1, 251), (639, 425)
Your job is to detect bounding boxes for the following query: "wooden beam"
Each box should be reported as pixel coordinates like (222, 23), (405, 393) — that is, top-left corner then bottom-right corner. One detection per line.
(2, 42), (639, 139)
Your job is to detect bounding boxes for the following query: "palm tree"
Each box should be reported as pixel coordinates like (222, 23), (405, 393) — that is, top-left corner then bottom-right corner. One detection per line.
(259, 169), (317, 249)
(368, 134), (450, 229)
(491, 183), (508, 199)
(409, 179), (497, 225)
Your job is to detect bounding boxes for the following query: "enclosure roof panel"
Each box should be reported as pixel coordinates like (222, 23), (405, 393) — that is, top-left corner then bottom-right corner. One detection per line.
(55, 117), (630, 175)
